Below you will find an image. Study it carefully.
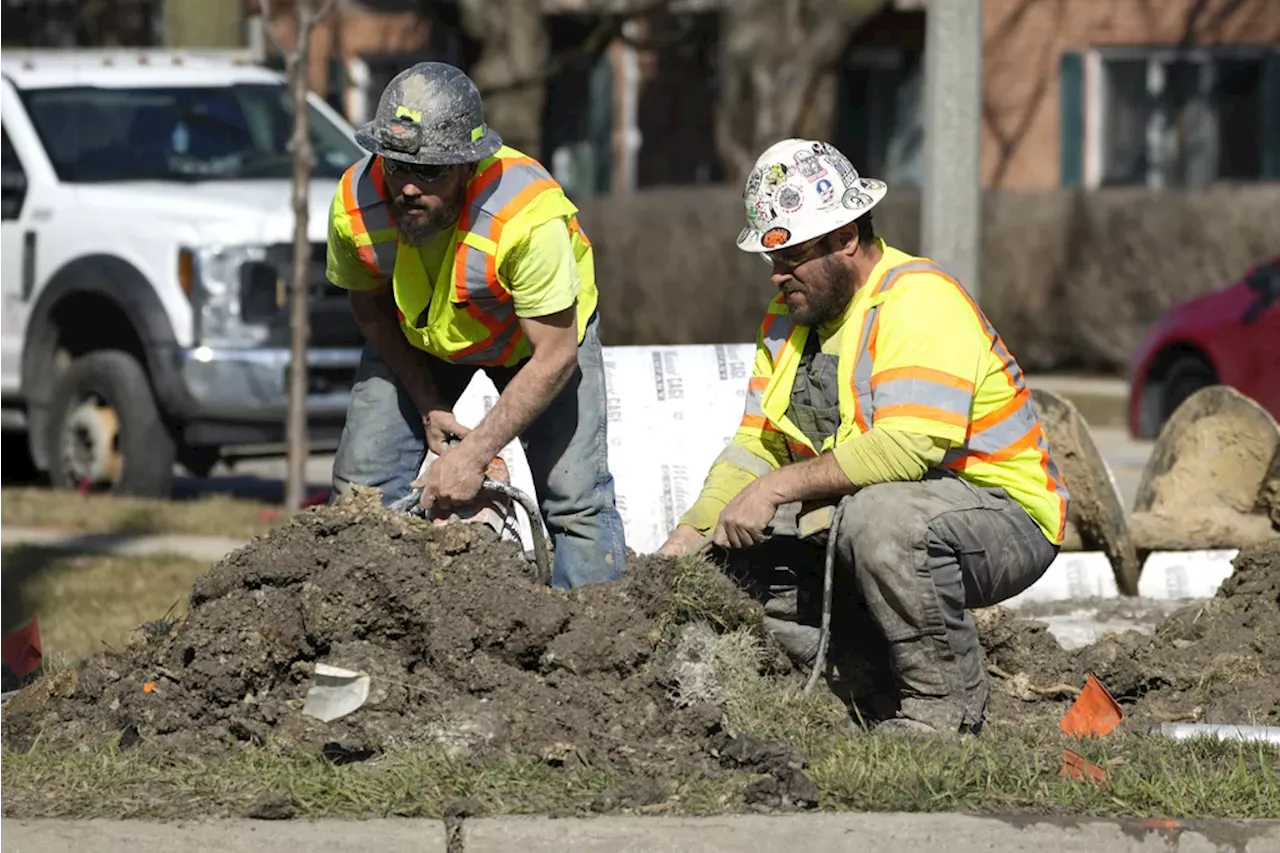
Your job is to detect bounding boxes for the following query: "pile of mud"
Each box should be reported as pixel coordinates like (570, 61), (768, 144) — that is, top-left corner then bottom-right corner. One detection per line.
(3, 492), (1276, 769)
(1, 491), (766, 773)
(981, 538), (1280, 727)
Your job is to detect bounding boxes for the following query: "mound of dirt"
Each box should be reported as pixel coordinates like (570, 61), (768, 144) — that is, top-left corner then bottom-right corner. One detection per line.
(982, 538), (1280, 727)
(0, 489), (767, 775)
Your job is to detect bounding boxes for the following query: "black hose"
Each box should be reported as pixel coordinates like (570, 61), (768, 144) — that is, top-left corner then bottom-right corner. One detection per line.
(804, 498), (845, 695)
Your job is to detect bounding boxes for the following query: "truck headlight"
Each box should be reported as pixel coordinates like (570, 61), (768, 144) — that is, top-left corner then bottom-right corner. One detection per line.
(189, 244), (273, 348)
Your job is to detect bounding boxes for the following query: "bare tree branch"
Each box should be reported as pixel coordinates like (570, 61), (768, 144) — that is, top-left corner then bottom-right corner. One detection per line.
(255, 0), (289, 59)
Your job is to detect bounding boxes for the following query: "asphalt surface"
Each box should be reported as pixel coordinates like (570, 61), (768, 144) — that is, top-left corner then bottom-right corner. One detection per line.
(5, 814), (1279, 852)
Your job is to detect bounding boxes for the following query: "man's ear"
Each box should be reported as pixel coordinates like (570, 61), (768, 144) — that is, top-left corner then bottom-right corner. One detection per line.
(833, 224), (860, 256)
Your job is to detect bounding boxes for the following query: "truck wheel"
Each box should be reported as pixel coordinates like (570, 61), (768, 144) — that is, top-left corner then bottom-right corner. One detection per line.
(46, 350), (176, 497)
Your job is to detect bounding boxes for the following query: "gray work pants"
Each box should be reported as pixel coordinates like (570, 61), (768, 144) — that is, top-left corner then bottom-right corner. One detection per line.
(730, 471), (1059, 732)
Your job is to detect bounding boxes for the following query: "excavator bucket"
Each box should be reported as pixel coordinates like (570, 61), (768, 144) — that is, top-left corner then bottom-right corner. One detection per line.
(1031, 387), (1142, 596)
(1130, 385), (1280, 555)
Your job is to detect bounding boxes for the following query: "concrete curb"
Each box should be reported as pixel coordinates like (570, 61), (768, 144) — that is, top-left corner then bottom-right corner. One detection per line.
(4, 813), (1279, 853)
(0, 527), (250, 562)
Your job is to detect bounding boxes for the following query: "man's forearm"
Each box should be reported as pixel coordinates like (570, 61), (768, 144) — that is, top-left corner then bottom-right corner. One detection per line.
(349, 290), (444, 414)
(761, 452), (856, 505)
(464, 349), (577, 461)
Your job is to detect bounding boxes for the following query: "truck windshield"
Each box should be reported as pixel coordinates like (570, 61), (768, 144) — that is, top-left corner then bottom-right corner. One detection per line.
(20, 83), (365, 182)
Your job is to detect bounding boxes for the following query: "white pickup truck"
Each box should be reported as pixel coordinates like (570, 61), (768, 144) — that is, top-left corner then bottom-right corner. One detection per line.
(1, 49), (367, 496)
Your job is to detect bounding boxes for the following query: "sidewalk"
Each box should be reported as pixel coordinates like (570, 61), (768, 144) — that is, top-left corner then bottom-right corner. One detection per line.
(4, 813), (1278, 853)
(1026, 374), (1129, 397)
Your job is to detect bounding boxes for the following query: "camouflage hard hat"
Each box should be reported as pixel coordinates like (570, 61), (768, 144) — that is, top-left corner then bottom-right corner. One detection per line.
(354, 62), (502, 166)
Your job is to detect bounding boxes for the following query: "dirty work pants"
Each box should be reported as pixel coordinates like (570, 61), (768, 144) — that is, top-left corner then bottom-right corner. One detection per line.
(331, 310), (628, 591)
(737, 472), (1059, 732)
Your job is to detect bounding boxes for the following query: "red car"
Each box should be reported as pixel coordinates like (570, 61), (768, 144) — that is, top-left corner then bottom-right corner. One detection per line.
(1128, 257), (1280, 440)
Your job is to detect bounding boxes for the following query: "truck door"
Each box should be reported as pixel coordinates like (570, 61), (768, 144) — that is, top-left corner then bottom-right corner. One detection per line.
(1, 125), (31, 396)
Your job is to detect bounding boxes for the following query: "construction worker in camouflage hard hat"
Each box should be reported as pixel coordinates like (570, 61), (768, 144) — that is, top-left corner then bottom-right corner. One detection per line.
(327, 61), (628, 591)
(354, 62), (503, 166)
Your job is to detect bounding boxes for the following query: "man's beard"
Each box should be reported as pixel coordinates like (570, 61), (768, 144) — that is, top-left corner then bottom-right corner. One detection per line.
(392, 192), (464, 246)
(789, 255), (854, 326)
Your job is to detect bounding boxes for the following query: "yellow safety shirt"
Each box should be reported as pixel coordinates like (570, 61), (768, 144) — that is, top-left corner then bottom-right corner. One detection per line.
(325, 145), (599, 367)
(682, 240), (1070, 544)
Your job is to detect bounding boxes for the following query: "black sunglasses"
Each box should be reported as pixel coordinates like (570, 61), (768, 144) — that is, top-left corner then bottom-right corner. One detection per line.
(381, 157), (452, 183)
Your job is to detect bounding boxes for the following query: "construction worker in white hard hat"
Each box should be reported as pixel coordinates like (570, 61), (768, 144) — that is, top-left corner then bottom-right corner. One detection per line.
(325, 61), (627, 591)
(658, 139), (1070, 737)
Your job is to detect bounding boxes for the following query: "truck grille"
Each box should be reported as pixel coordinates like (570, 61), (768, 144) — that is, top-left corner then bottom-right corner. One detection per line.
(240, 243), (364, 347)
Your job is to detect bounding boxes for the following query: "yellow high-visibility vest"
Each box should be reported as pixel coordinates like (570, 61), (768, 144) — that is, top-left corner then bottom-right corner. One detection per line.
(332, 145), (599, 367)
(713, 245), (1070, 544)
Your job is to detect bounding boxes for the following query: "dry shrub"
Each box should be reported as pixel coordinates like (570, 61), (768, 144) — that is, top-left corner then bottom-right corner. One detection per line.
(578, 183), (1280, 373)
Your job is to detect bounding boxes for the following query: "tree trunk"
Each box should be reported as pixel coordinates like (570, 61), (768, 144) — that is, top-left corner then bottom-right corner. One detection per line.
(284, 0), (318, 511)
(457, 0), (549, 159)
(715, 0), (885, 185)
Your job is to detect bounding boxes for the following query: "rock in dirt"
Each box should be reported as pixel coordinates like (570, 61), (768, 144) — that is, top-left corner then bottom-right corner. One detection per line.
(743, 766), (820, 810)
(980, 538), (1280, 728)
(245, 791), (298, 820)
(0, 488), (763, 778)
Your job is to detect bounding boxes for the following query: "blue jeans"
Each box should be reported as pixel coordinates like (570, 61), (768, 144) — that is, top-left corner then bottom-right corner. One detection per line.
(331, 311), (628, 590)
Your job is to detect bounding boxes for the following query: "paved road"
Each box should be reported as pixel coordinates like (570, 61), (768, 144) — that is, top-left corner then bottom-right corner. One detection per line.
(5, 813), (1278, 852)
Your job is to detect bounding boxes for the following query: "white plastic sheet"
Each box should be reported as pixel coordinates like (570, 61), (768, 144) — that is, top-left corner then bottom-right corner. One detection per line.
(301, 663), (371, 723)
(447, 343), (1240, 604)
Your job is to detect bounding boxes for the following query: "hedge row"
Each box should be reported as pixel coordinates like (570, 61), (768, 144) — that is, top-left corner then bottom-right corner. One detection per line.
(576, 183), (1280, 373)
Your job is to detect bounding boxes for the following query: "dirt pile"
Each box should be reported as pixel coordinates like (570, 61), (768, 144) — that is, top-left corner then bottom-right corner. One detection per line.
(0, 490), (770, 776)
(981, 538), (1280, 727)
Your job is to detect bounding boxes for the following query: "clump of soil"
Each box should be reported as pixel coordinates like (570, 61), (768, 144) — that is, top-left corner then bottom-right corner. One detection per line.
(981, 538), (1280, 728)
(0, 489), (764, 775)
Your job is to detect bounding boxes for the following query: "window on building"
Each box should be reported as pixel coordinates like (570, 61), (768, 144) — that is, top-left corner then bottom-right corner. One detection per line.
(1095, 49), (1275, 189)
(836, 48), (924, 188)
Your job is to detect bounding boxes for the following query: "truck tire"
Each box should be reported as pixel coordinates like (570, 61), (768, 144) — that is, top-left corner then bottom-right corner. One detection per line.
(45, 350), (176, 497)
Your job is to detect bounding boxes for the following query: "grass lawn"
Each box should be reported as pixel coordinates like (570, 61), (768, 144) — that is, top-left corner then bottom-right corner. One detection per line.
(4, 511), (1275, 823)
(3, 723), (1276, 820)
(1, 487), (285, 540)
(1, 546), (212, 663)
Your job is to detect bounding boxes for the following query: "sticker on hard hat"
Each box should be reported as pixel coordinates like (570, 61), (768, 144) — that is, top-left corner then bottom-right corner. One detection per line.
(842, 188), (873, 210)
(793, 150), (827, 181)
(761, 227), (791, 248)
(776, 185), (803, 213)
(816, 178), (835, 205)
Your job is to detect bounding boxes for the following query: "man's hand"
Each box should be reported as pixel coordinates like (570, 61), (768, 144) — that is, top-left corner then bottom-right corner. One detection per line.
(713, 478), (781, 550)
(658, 523), (705, 557)
(416, 440), (487, 511)
(424, 410), (472, 457)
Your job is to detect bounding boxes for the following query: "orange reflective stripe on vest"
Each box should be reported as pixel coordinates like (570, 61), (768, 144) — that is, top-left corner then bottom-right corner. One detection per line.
(739, 295), (797, 433)
(852, 260), (1070, 540)
(452, 156), (562, 364)
(339, 157), (398, 279)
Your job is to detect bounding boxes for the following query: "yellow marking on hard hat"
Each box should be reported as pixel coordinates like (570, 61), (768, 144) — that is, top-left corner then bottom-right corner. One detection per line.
(395, 105), (423, 122)
(471, 125), (484, 141)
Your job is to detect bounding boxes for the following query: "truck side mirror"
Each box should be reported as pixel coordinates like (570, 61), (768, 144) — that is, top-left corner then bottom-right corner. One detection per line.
(1, 169), (27, 220)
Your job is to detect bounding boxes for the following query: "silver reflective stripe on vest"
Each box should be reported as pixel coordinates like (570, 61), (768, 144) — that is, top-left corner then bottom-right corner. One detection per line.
(718, 443), (775, 477)
(762, 306), (794, 367)
(350, 156), (398, 277)
(450, 157), (558, 364)
(871, 376), (972, 420)
(852, 260), (944, 427)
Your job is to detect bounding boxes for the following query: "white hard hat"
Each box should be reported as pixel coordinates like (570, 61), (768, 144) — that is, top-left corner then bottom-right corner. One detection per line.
(735, 138), (887, 254)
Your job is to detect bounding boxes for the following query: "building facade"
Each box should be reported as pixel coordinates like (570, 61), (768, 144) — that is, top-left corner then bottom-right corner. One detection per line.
(10, 0), (1278, 194)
